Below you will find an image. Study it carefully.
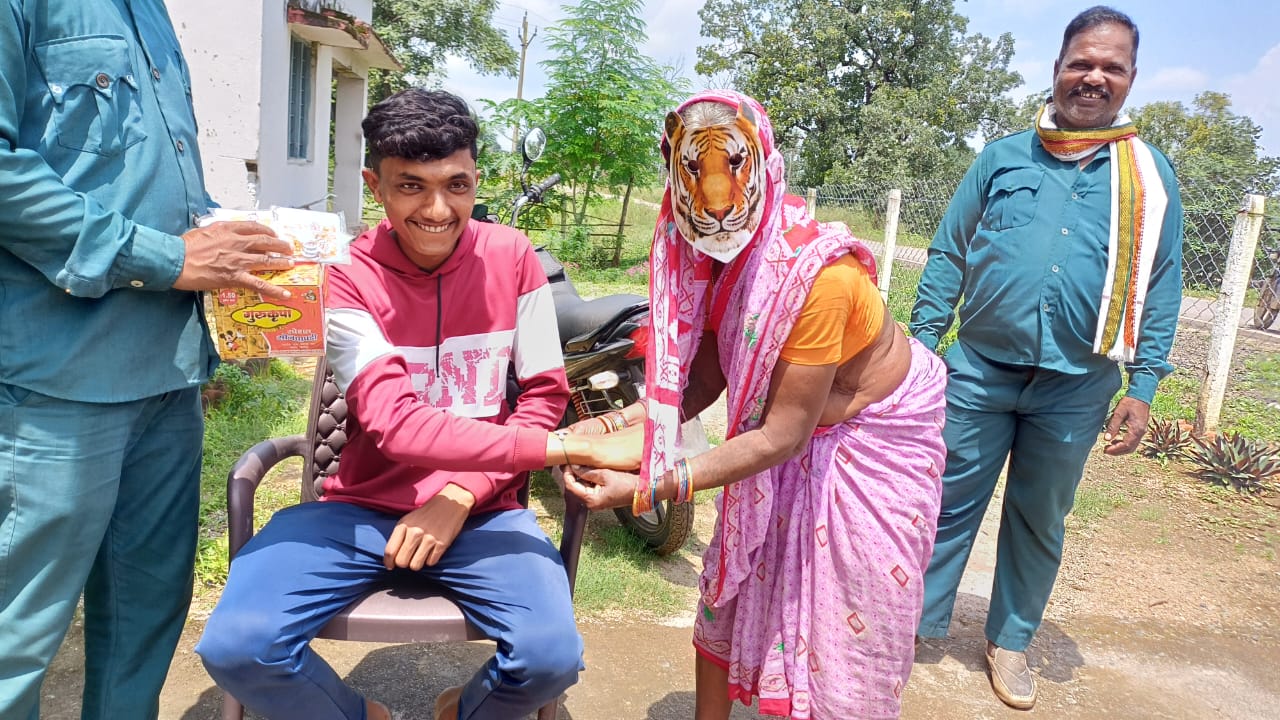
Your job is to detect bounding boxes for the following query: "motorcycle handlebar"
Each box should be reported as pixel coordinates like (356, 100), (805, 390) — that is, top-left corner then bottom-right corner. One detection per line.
(530, 173), (561, 199)
(509, 173), (561, 227)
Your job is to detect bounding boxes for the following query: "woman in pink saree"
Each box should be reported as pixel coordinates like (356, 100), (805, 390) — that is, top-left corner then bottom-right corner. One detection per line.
(564, 91), (947, 719)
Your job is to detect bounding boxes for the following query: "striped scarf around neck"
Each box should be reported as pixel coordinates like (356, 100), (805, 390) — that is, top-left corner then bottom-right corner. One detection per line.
(1034, 103), (1167, 362)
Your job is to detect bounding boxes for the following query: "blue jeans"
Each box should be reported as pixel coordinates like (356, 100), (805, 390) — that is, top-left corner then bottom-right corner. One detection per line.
(0, 384), (203, 720)
(917, 341), (1121, 651)
(196, 502), (583, 720)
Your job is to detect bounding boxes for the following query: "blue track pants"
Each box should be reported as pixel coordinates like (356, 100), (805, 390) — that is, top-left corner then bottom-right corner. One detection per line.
(196, 501), (583, 719)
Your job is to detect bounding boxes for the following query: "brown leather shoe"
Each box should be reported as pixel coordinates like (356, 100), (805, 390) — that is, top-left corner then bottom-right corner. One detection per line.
(433, 685), (462, 720)
(986, 642), (1036, 710)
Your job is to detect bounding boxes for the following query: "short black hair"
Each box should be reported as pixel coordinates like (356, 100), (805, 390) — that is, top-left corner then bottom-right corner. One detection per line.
(1059, 6), (1139, 63)
(362, 88), (478, 172)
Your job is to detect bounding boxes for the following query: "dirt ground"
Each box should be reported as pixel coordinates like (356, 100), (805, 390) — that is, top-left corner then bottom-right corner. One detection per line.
(39, 444), (1280, 719)
(40, 327), (1280, 719)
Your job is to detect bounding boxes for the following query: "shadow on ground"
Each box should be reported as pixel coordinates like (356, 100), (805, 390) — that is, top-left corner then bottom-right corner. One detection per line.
(645, 690), (759, 719)
(913, 592), (1085, 685)
(180, 642), (565, 720)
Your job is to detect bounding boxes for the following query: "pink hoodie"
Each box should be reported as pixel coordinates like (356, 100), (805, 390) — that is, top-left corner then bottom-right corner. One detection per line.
(321, 218), (568, 515)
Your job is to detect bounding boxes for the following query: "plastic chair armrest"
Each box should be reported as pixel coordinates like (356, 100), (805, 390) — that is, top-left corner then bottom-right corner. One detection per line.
(558, 490), (589, 595)
(226, 434), (308, 558)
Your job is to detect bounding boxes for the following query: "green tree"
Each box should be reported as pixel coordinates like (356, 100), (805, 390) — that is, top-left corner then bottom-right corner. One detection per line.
(492, 0), (685, 264)
(1132, 92), (1280, 289)
(369, 0), (518, 103)
(1133, 91), (1280, 195)
(696, 0), (1021, 187)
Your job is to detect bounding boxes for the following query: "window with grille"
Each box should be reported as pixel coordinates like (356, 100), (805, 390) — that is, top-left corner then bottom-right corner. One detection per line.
(288, 36), (313, 160)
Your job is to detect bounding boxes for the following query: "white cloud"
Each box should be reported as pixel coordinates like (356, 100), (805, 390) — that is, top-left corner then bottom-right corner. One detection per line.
(640, 0), (707, 81)
(1140, 66), (1212, 97)
(439, 55), (522, 118)
(1224, 43), (1280, 157)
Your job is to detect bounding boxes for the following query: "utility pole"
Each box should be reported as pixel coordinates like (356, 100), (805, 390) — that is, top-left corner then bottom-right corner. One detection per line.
(511, 12), (535, 152)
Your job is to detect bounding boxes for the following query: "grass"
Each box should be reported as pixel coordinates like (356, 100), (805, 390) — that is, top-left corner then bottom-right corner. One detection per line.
(1070, 480), (1128, 525)
(526, 195), (660, 273)
(196, 360), (309, 590)
(528, 472), (687, 618)
(1148, 371), (1200, 420)
(812, 204), (934, 249)
(1133, 351), (1280, 445)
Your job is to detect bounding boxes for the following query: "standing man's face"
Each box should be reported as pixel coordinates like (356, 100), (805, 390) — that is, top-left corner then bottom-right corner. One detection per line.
(1052, 22), (1137, 129)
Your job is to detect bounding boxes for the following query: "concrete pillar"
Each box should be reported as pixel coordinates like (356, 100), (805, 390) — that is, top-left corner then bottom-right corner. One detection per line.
(332, 72), (368, 232)
(1196, 194), (1267, 434)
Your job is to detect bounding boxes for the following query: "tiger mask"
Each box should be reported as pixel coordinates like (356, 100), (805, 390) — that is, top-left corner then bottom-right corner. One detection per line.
(664, 100), (766, 263)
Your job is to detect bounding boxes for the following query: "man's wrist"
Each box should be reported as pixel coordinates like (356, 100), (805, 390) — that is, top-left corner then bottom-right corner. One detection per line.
(441, 483), (477, 510)
(1125, 370), (1159, 405)
(558, 430), (594, 466)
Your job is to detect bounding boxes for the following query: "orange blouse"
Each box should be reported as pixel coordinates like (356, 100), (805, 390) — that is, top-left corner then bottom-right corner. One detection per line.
(778, 254), (885, 366)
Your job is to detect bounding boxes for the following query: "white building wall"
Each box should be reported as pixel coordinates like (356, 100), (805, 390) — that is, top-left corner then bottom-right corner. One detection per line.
(172, 1), (376, 217)
(256, 2), (325, 211)
(170, 0), (267, 210)
(331, 51), (371, 227)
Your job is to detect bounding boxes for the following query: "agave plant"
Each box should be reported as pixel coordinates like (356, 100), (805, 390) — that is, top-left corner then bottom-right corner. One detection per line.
(1185, 431), (1280, 494)
(1140, 417), (1192, 465)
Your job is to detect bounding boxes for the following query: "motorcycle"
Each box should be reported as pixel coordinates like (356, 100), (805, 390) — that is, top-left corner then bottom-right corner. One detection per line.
(482, 128), (699, 556)
(1254, 245), (1279, 331)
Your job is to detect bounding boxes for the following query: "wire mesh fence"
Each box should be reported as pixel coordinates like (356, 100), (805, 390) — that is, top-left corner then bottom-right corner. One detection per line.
(807, 179), (956, 327)
(805, 179), (1279, 432)
(807, 180), (1279, 333)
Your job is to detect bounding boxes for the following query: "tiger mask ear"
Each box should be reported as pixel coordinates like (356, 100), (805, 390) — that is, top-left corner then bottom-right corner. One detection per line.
(662, 111), (684, 162)
(736, 101), (758, 133)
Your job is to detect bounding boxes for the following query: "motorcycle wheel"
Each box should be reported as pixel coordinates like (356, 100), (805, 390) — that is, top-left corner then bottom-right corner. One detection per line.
(564, 374), (695, 557)
(1256, 281), (1279, 330)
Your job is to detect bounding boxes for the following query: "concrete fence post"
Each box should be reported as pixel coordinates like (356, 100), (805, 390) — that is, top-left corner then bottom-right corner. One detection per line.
(806, 187), (817, 217)
(877, 188), (903, 302)
(1195, 194), (1267, 435)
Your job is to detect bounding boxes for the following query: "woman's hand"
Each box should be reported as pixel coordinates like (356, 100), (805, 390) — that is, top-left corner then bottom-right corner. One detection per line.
(562, 465), (639, 511)
(584, 428), (643, 470)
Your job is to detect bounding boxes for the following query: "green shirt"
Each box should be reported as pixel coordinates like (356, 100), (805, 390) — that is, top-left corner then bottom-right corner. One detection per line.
(910, 129), (1183, 404)
(0, 0), (218, 401)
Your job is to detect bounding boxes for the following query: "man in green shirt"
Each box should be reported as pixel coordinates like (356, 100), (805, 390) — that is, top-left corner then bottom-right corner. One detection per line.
(911, 5), (1183, 710)
(0, 2), (292, 717)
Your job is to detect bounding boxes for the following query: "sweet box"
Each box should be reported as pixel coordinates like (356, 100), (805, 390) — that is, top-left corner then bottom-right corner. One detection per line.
(209, 264), (325, 359)
(198, 207), (350, 359)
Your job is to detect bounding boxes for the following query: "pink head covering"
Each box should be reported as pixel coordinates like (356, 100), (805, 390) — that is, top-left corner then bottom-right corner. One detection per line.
(637, 90), (785, 513)
(641, 90), (879, 607)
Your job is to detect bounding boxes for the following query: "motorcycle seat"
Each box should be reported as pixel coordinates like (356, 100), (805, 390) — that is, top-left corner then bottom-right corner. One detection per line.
(554, 292), (647, 346)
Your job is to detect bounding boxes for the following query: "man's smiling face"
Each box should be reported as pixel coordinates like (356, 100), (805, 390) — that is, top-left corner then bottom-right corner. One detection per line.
(362, 149), (478, 271)
(1052, 22), (1137, 130)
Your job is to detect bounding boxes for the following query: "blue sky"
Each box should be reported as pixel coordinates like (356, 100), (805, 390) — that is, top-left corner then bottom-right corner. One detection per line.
(442, 0), (1280, 156)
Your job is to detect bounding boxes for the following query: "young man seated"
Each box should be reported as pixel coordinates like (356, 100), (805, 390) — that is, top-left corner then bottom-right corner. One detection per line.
(196, 89), (586, 720)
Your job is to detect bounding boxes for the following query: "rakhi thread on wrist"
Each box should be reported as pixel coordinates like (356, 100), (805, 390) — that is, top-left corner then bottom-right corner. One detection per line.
(553, 430), (572, 466)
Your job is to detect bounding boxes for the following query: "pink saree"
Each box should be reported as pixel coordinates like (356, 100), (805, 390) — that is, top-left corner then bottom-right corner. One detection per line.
(644, 91), (947, 719)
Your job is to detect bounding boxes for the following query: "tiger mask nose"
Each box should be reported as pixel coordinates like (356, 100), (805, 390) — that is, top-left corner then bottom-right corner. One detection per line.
(705, 205), (732, 223)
